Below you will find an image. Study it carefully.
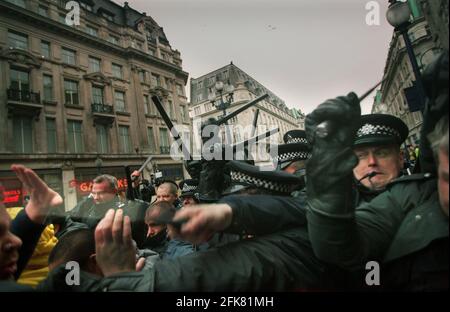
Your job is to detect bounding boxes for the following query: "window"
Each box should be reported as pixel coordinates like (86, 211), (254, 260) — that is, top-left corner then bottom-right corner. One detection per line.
(89, 57), (101, 72)
(96, 124), (109, 154)
(222, 71), (229, 79)
(147, 127), (155, 152)
(46, 118), (57, 153)
(80, 2), (93, 12)
(64, 79), (79, 105)
(176, 84), (184, 96)
(101, 12), (115, 22)
(159, 128), (170, 154)
(151, 74), (160, 87)
(165, 78), (172, 90)
(108, 35), (119, 45)
(92, 86), (104, 105)
(67, 120), (84, 153)
(62, 48), (76, 65)
(5, 0), (25, 8)
(112, 63), (123, 79)
(180, 106), (187, 122)
(8, 31), (28, 50)
(196, 93), (203, 102)
(13, 116), (32, 153)
(143, 95), (151, 115)
(10, 69), (29, 91)
(86, 26), (98, 37)
(43, 75), (53, 101)
(197, 80), (203, 89)
(167, 100), (174, 118)
(139, 71), (146, 83)
(38, 5), (48, 16)
(41, 41), (51, 58)
(119, 126), (132, 153)
(114, 91), (126, 112)
(59, 14), (67, 24)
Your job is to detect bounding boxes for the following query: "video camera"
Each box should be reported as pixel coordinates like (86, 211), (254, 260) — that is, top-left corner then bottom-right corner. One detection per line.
(135, 170), (164, 203)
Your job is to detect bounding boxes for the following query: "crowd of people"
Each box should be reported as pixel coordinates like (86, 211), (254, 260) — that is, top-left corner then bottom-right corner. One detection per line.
(0, 51), (448, 292)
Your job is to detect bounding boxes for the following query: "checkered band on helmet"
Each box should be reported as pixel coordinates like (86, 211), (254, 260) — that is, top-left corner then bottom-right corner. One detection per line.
(285, 137), (308, 144)
(273, 151), (311, 163)
(356, 123), (402, 142)
(230, 170), (293, 194)
(182, 184), (197, 193)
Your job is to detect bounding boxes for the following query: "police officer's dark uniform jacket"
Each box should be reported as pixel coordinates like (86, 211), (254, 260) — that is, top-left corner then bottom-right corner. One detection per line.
(61, 195), (148, 248)
(305, 94), (449, 290)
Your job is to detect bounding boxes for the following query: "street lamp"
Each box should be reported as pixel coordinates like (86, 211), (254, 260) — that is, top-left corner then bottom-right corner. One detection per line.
(208, 81), (235, 144)
(95, 155), (103, 175)
(386, 0), (426, 112)
(208, 81), (235, 117)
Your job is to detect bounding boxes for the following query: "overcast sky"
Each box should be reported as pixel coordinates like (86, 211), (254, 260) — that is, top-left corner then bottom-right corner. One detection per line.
(115, 0), (394, 114)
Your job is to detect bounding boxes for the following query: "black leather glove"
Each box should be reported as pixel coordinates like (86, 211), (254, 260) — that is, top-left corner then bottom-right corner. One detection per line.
(418, 51), (449, 174)
(305, 92), (361, 200)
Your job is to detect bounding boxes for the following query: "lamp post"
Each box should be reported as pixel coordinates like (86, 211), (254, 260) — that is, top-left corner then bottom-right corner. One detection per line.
(95, 155), (103, 175)
(208, 81), (235, 143)
(208, 81), (235, 117)
(386, 0), (426, 112)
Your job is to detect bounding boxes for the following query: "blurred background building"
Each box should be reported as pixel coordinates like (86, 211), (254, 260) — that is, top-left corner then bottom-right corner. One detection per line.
(0, 0), (190, 210)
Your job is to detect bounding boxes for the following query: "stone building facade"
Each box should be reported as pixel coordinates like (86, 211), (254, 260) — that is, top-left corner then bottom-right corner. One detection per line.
(0, 0), (190, 210)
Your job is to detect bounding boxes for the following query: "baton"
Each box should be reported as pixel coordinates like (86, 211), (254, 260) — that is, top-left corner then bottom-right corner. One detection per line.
(315, 80), (384, 139)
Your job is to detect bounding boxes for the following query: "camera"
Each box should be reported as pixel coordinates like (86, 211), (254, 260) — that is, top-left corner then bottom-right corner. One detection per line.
(152, 171), (164, 187)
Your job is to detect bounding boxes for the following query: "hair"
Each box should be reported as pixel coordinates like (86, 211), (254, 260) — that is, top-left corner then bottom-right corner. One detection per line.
(48, 228), (95, 270)
(428, 116), (449, 161)
(93, 174), (118, 191)
(145, 201), (175, 224)
(157, 181), (178, 196)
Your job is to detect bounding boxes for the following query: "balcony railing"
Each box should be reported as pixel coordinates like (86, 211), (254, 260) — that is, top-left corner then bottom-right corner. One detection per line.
(160, 146), (170, 154)
(92, 103), (114, 114)
(7, 89), (41, 104)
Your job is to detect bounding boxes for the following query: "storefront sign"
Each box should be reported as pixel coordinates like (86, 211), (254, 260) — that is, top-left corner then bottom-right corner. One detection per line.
(70, 178), (129, 194)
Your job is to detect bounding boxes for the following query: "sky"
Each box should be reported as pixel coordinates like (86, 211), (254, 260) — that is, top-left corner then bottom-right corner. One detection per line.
(114, 0), (394, 114)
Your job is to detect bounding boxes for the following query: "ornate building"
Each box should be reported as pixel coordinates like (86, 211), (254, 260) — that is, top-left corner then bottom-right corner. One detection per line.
(373, 0), (446, 146)
(190, 62), (304, 163)
(0, 0), (190, 210)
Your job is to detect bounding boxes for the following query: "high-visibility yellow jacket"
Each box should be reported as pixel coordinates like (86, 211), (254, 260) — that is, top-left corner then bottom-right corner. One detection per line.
(7, 207), (58, 287)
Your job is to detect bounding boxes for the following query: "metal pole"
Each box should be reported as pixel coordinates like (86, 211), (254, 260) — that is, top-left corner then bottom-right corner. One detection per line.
(400, 25), (426, 112)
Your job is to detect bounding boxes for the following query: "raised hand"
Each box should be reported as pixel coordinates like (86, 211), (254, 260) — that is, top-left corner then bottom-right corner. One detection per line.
(11, 164), (63, 224)
(95, 209), (136, 277)
(170, 204), (233, 244)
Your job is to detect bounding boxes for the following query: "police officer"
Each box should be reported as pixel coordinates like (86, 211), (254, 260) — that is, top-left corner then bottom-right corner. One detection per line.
(178, 179), (199, 207)
(305, 85), (448, 290)
(351, 114), (409, 205)
(61, 174), (148, 248)
(274, 130), (311, 175)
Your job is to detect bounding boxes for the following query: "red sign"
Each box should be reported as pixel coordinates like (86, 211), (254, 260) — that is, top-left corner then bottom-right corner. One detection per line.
(70, 178), (129, 194)
(3, 189), (22, 205)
